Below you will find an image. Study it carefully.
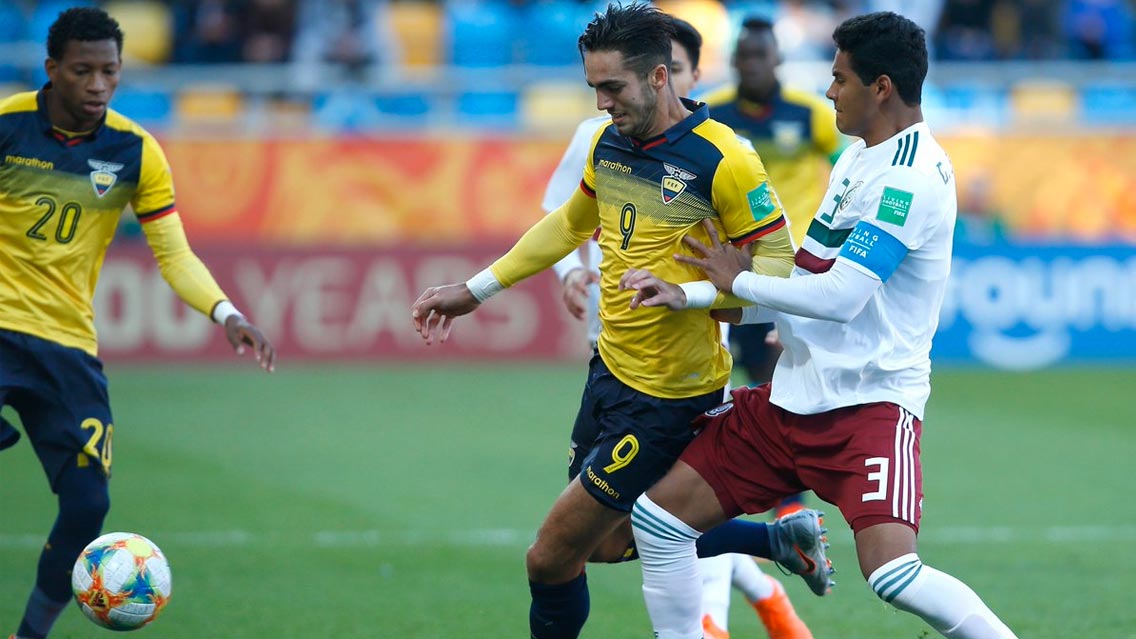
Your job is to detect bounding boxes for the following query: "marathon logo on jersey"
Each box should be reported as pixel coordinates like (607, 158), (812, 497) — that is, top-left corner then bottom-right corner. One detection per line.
(746, 182), (776, 220)
(88, 159), (124, 198)
(661, 163), (696, 204)
(876, 186), (914, 226)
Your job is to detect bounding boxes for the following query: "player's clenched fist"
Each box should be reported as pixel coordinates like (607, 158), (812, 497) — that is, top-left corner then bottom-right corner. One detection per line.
(410, 283), (480, 345)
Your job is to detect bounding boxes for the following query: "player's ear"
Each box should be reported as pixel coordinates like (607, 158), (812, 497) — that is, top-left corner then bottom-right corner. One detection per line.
(650, 63), (668, 91)
(874, 74), (893, 102)
(692, 67), (701, 85)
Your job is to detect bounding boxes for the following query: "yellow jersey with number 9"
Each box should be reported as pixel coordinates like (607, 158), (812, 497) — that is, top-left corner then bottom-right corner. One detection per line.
(0, 88), (177, 355)
(579, 101), (791, 398)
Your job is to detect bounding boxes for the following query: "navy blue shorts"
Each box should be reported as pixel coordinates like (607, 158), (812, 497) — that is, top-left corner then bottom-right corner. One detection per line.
(0, 329), (114, 490)
(568, 352), (723, 512)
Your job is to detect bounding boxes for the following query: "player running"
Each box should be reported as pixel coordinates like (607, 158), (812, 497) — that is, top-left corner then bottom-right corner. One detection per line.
(1, 9), (274, 639)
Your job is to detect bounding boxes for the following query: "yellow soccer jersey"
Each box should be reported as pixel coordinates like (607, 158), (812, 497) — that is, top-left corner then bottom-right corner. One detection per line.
(704, 85), (842, 247)
(491, 100), (793, 398)
(0, 87), (224, 355)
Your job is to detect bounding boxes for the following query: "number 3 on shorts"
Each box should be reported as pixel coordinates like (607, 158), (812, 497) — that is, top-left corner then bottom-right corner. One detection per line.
(78, 417), (113, 471)
(603, 434), (639, 474)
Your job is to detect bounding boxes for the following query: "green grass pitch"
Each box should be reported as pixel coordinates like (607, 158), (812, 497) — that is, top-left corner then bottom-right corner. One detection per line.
(2, 364), (1134, 638)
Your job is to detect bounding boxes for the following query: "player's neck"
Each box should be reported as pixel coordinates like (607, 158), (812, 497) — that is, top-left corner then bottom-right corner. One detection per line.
(642, 93), (691, 140)
(862, 106), (923, 147)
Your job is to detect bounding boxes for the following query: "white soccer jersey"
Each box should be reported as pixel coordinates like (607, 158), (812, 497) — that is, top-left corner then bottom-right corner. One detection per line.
(761, 121), (956, 419)
(542, 116), (607, 346)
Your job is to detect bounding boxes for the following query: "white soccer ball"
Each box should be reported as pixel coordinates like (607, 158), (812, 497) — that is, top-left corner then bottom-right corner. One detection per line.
(71, 532), (172, 631)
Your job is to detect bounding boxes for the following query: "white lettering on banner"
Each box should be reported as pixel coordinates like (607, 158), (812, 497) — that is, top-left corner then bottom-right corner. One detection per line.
(234, 254), (540, 352)
(96, 250), (552, 358)
(940, 255), (1136, 369)
(348, 258), (421, 348)
(94, 262), (212, 350)
(233, 259), (295, 341)
(293, 257), (354, 352)
(94, 261), (145, 349)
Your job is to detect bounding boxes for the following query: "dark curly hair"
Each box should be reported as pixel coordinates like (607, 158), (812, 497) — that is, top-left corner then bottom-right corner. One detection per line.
(47, 7), (124, 60)
(578, 2), (673, 77)
(833, 12), (927, 106)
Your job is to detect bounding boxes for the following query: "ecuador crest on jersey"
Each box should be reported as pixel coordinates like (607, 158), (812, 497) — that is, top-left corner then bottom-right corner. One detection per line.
(661, 163), (696, 204)
(88, 159), (124, 198)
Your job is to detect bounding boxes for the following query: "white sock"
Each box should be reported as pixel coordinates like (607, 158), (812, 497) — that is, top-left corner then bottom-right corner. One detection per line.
(699, 555), (733, 630)
(869, 553), (1019, 639)
(632, 494), (704, 639)
(729, 553), (774, 602)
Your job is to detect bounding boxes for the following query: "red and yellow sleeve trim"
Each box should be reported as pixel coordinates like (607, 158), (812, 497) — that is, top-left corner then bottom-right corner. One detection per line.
(136, 203), (177, 223)
(730, 215), (786, 246)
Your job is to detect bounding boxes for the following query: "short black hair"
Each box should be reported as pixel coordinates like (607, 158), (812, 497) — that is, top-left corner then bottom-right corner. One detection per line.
(668, 16), (702, 71)
(740, 16), (775, 36)
(832, 12), (927, 106)
(47, 7), (124, 60)
(578, 3), (674, 77)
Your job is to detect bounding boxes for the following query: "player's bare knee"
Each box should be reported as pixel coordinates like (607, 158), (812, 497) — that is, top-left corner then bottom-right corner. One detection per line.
(526, 538), (585, 583)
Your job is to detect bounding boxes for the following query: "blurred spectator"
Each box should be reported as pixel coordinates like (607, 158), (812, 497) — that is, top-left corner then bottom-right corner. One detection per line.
(171, 0), (243, 63)
(243, 0), (297, 63)
(292, 0), (399, 84)
(1012, 0), (1061, 59)
(936, 0), (997, 60)
(1061, 0), (1136, 60)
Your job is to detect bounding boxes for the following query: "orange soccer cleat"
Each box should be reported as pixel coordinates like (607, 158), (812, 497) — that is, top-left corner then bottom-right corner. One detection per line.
(753, 576), (814, 639)
(701, 614), (730, 639)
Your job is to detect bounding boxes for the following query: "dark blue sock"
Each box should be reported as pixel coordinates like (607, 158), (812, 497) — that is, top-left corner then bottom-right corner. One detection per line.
(529, 572), (589, 639)
(19, 465), (109, 639)
(696, 519), (772, 559)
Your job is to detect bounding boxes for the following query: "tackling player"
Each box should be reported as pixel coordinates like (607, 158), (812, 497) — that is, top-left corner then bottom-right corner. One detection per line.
(620, 12), (1019, 639)
(1, 9), (275, 639)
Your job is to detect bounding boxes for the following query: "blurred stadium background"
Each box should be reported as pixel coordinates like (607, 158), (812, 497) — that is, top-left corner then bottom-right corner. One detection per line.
(1, 1), (1134, 638)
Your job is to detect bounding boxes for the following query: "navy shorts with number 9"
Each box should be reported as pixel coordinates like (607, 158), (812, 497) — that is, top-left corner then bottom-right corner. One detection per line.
(568, 352), (723, 512)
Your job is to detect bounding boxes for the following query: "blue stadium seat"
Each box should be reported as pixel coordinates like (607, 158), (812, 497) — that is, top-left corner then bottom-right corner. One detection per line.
(375, 92), (431, 119)
(312, 89), (384, 131)
(0, 1), (26, 43)
(0, 1), (25, 82)
(520, 1), (601, 66)
(111, 88), (172, 126)
(456, 91), (518, 127)
(446, 0), (519, 68)
(1080, 86), (1136, 125)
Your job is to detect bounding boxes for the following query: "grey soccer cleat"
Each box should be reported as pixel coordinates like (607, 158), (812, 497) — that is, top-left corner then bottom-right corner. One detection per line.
(771, 508), (835, 596)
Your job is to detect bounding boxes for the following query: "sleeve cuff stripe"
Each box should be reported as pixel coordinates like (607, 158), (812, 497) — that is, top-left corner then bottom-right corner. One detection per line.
(137, 204), (177, 223)
(730, 216), (785, 246)
(579, 180), (596, 198)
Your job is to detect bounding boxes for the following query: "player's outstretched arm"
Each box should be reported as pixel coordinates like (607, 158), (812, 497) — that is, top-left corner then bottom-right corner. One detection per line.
(222, 314), (275, 372)
(410, 283), (480, 345)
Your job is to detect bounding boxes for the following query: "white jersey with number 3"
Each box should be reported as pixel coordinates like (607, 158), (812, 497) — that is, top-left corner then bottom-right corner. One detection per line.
(770, 122), (956, 419)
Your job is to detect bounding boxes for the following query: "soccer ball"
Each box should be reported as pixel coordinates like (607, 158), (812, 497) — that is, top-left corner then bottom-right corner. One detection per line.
(71, 532), (172, 631)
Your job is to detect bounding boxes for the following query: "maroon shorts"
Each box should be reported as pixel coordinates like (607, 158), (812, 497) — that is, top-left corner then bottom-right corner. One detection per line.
(680, 384), (923, 533)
